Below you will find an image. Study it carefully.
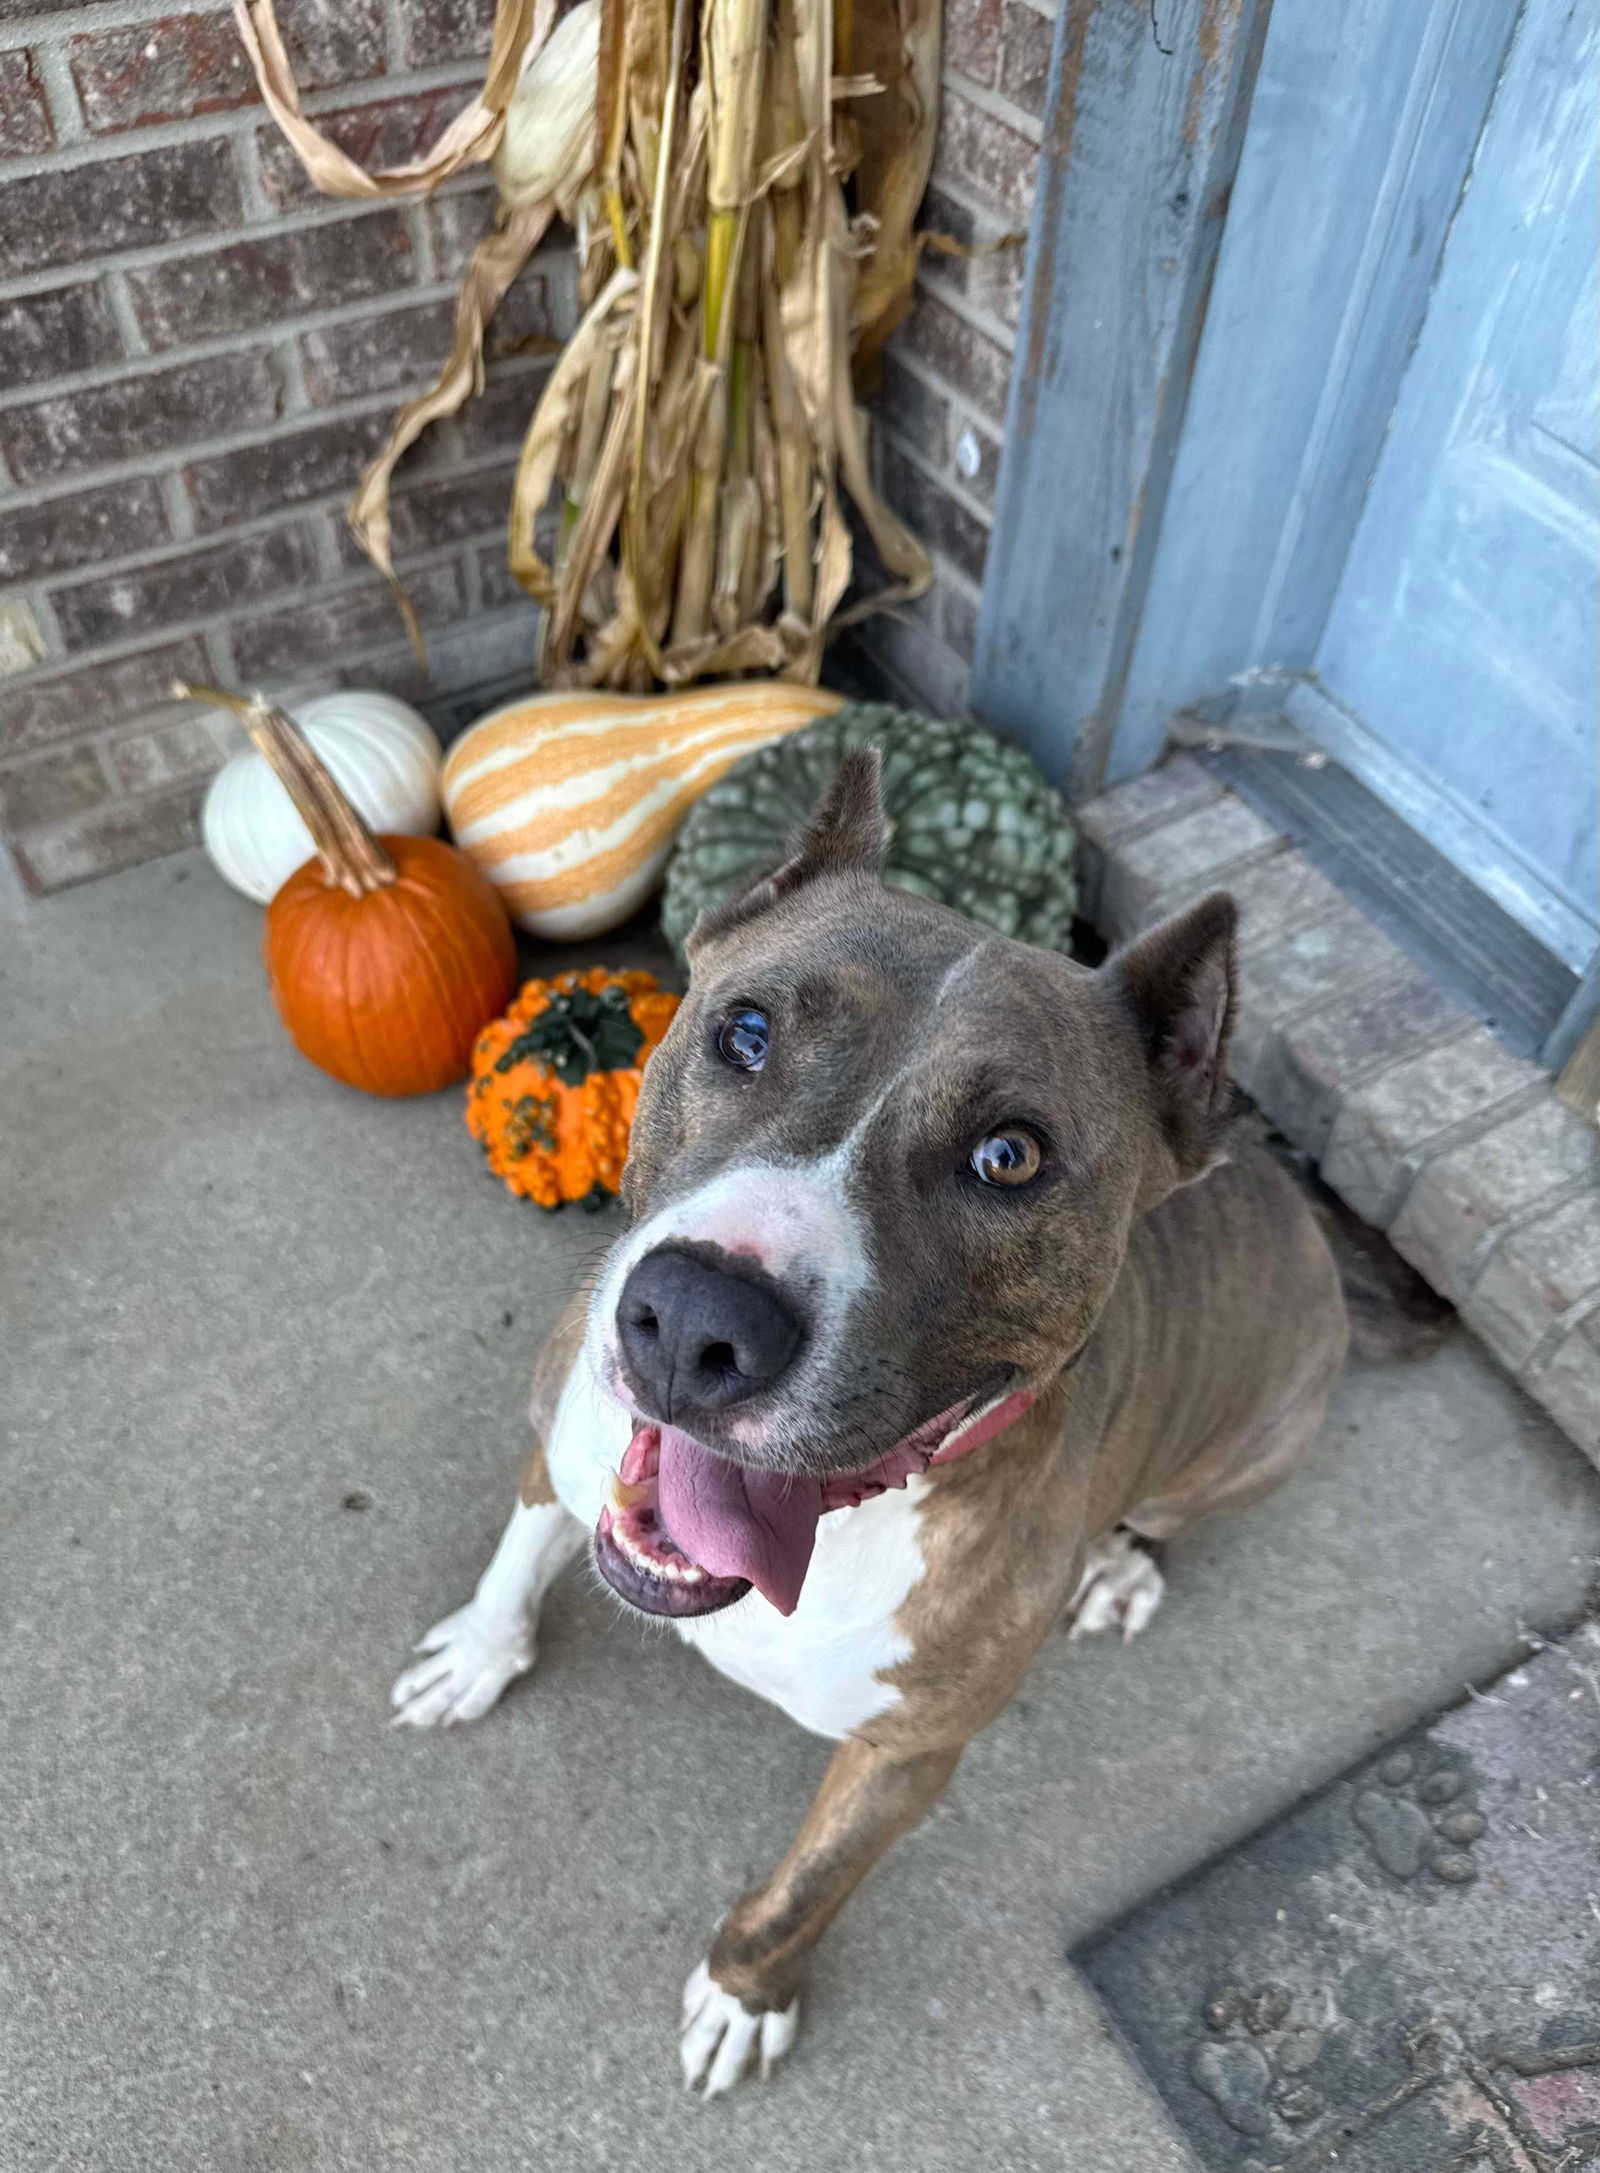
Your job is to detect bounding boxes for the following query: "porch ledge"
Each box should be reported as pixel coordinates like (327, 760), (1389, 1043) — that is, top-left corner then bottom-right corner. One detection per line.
(1076, 755), (1600, 1470)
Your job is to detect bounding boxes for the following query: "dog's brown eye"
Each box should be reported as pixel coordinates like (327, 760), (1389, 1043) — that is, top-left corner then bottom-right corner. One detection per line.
(970, 1129), (1043, 1187)
(717, 1008), (770, 1073)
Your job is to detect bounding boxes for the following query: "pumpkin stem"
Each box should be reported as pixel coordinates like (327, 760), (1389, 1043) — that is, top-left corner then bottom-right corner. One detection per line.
(174, 681), (398, 897)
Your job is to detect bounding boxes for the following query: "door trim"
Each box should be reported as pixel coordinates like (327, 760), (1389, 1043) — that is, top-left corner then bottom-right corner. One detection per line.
(974, 0), (1526, 795)
(970, 0), (1273, 797)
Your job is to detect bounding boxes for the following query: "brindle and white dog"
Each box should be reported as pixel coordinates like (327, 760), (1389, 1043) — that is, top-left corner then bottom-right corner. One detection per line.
(393, 751), (1348, 2095)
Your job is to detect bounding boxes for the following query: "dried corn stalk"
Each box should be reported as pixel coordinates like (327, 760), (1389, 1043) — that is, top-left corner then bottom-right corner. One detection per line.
(236, 0), (938, 687)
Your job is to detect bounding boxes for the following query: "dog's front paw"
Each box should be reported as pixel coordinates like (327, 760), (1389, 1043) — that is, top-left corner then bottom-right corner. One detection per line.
(1067, 1528), (1166, 1642)
(679, 1960), (799, 2097)
(390, 1603), (534, 1727)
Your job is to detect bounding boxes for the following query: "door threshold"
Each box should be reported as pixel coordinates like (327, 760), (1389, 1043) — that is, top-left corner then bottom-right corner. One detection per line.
(1185, 725), (1581, 1062)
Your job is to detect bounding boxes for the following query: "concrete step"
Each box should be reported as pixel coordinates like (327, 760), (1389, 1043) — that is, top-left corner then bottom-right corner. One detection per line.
(3, 852), (1597, 2173)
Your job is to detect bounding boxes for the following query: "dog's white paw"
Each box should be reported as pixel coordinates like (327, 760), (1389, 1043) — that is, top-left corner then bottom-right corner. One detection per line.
(679, 1959), (799, 2097)
(1068, 1528), (1166, 1643)
(390, 1603), (534, 1727)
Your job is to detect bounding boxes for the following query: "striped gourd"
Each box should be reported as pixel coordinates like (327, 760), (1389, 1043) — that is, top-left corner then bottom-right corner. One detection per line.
(441, 685), (843, 938)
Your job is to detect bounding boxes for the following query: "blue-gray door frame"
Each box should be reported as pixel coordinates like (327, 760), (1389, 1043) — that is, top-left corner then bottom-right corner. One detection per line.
(971, 0), (1600, 1066)
(973, 0), (1523, 801)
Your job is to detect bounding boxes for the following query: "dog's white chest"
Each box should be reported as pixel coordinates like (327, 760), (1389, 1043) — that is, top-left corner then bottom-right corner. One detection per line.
(671, 1483), (929, 1740)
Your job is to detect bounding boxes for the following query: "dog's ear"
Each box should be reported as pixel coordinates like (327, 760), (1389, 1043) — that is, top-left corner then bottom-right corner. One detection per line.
(1103, 892), (1237, 1181)
(687, 748), (890, 954)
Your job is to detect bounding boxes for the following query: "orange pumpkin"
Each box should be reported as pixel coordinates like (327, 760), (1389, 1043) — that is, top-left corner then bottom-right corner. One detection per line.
(466, 968), (679, 1209)
(177, 681), (517, 1097)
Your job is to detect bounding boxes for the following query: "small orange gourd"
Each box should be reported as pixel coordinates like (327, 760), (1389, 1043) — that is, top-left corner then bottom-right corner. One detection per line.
(177, 681), (518, 1097)
(466, 968), (679, 1209)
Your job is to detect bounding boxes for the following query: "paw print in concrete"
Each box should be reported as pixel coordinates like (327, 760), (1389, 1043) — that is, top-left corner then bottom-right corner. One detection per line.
(1188, 1982), (1329, 2138)
(1350, 1748), (1487, 1885)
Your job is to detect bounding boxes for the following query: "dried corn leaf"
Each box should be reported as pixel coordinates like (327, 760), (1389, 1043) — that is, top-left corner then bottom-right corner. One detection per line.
(234, 0), (546, 198)
(243, 0), (938, 694)
(348, 200), (556, 659)
(847, 0), (942, 377)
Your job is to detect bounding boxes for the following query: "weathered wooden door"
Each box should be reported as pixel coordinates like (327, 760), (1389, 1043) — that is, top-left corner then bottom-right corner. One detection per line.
(1294, 0), (1597, 976)
(976, 0), (1597, 1058)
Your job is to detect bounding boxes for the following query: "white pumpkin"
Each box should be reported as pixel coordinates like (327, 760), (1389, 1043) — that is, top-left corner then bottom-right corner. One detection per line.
(201, 690), (442, 903)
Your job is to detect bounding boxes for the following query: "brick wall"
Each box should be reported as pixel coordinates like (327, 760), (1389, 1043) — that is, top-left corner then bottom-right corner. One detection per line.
(0, 0), (1052, 894)
(0, 0), (574, 893)
(858, 0), (1051, 716)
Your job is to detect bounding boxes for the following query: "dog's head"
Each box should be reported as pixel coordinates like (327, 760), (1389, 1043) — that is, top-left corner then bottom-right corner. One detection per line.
(586, 750), (1237, 1620)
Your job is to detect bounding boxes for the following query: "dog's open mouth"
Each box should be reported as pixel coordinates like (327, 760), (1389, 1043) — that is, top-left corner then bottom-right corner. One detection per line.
(594, 1391), (1035, 1620)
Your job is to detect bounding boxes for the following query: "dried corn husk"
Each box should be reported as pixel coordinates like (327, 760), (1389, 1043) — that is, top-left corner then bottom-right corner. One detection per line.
(236, 0), (937, 691)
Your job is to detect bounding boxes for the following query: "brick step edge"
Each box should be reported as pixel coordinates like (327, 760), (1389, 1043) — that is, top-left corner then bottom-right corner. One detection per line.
(1074, 753), (1600, 1469)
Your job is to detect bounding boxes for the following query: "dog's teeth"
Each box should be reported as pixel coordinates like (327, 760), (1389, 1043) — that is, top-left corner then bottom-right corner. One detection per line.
(607, 1471), (651, 1513)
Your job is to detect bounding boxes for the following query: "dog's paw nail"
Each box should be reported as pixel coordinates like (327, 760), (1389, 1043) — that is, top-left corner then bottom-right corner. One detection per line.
(1068, 1529), (1166, 1644)
(679, 1962), (799, 2097)
(388, 1609), (534, 1728)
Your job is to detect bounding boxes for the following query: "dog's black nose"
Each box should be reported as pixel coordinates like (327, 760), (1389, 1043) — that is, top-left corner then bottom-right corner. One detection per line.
(616, 1246), (803, 1420)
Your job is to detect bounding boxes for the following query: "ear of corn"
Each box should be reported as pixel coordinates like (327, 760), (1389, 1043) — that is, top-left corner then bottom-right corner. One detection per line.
(236, 0), (938, 691)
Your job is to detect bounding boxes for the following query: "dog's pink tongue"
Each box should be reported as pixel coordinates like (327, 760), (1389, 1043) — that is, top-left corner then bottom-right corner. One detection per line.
(655, 1426), (821, 1616)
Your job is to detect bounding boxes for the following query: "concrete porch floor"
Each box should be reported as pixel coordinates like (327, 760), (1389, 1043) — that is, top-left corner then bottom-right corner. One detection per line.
(3, 853), (1597, 2173)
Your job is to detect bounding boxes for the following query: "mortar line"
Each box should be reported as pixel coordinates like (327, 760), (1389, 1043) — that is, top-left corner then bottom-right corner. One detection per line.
(0, 358), (548, 510)
(0, 174), (518, 307)
(6, 539), (519, 710)
(17, 443), (524, 597)
(27, 37), (87, 147)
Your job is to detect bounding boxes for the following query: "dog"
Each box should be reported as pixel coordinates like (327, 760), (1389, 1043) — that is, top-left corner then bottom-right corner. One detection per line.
(393, 749), (1348, 2095)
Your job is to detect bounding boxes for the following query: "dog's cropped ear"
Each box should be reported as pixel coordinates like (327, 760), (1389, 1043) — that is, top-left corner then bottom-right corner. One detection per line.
(1103, 892), (1238, 1180)
(687, 747), (890, 954)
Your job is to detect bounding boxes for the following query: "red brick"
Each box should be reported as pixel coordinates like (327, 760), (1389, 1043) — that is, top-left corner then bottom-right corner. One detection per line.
(945, 0), (1001, 86)
(0, 743), (109, 831)
(0, 46), (53, 155)
(454, 361), (551, 452)
(425, 187), (498, 279)
(429, 194), (574, 327)
(300, 297), (456, 405)
(2, 353), (280, 488)
(939, 579), (980, 659)
(877, 355), (950, 467)
(70, 14), (254, 134)
(231, 562), (466, 676)
(0, 140), (242, 281)
(52, 527), (315, 650)
(0, 479), (169, 586)
(880, 443), (989, 585)
(998, 2), (1053, 117)
(104, 712), (228, 796)
(0, 638), (211, 756)
(339, 463), (519, 564)
(899, 288), (1012, 422)
(397, 0), (497, 67)
(0, 283), (123, 391)
(478, 540), (522, 609)
(916, 184), (1027, 331)
(976, 232), (1027, 330)
(494, 271), (562, 354)
(258, 89), (474, 209)
(183, 410), (400, 531)
(14, 785), (203, 893)
(933, 92), (1039, 223)
(916, 185), (979, 289)
(127, 212), (415, 349)
(274, 0), (387, 90)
